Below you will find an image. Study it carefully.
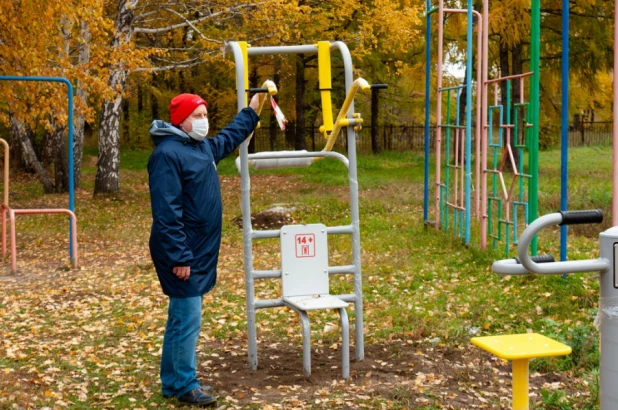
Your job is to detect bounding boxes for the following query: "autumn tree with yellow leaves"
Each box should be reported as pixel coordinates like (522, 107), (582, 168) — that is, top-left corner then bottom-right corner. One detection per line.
(0, 0), (615, 194)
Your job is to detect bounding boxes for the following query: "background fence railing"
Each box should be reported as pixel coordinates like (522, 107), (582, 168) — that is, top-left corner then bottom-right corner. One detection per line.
(221, 121), (614, 155)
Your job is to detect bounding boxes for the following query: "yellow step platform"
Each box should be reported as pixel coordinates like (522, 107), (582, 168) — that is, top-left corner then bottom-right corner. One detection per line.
(471, 333), (572, 410)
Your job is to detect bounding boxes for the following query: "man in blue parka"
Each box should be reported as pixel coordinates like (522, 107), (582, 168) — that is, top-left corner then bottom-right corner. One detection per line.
(148, 92), (260, 407)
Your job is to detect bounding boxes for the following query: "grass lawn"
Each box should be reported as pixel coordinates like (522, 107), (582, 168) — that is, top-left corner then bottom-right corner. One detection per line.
(0, 146), (609, 409)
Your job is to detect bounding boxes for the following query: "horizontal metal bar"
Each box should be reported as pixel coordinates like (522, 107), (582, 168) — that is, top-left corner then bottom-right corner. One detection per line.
(251, 225), (353, 240)
(329, 265), (356, 275)
(247, 150), (349, 168)
(255, 299), (284, 309)
(247, 45), (318, 56)
(446, 202), (466, 211)
(486, 72), (534, 85)
(252, 270), (282, 279)
(440, 124), (466, 129)
(439, 85), (466, 91)
(426, 7), (439, 16)
(251, 229), (280, 239)
(337, 294), (356, 303)
(326, 225), (354, 235)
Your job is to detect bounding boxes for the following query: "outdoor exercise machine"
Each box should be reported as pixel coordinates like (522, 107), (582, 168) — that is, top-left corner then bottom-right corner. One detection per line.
(423, 0), (541, 256)
(224, 41), (370, 378)
(0, 76), (78, 272)
(488, 209), (617, 409)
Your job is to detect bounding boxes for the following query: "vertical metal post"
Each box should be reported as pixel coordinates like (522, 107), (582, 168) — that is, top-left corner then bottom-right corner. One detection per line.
(225, 42), (259, 370)
(511, 358), (530, 409)
(529, 0), (540, 254)
(474, 12), (483, 221)
(333, 41), (364, 362)
(464, 0), (473, 244)
(424, 0), (432, 223)
(435, 0), (444, 232)
(480, 0), (489, 249)
(560, 0), (569, 260)
(599, 227), (618, 409)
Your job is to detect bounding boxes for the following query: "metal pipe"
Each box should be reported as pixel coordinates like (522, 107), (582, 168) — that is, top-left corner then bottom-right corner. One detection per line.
(0, 76), (75, 261)
(9, 208), (78, 272)
(424, 0), (432, 223)
(332, 40), (365, 362)
(516, 213), (608, 274)
(0, 139), (8, 259)
(339, 307), (350, 379)
(465, 0), (473, 244)
(244, 150), (350, 170)
(560, 0), (570, 260)
(247, 45), (318, 56)
(529, 0), (541, 254)
(480, 0), (489, 248)
(329, 265), (356, 275)
(435, 0), (444, 232)
(255, 299), (284, 309)
(322, 78), (370, 153)
(0, 139), (8, 206)
(252, 270), (282, 279)
(485, 72), (534, 84)
(326, 225), (355, 235)
(439, 9), (483, 224)
(225, 41), (259, 371)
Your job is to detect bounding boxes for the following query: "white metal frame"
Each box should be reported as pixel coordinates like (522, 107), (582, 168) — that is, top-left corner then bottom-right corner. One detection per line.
(224, 41), (365, 379)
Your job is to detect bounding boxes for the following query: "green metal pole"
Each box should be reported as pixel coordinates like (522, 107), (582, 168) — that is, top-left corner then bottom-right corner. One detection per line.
(529, 0), (540, 255)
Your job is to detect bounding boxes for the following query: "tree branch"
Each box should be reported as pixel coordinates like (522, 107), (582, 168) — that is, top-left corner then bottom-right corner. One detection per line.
(164, 7), (222, 44)
(133, 3), (259, 35)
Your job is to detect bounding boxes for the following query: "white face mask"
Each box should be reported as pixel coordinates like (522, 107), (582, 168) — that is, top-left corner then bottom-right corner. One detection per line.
(187, 118), (209, 141)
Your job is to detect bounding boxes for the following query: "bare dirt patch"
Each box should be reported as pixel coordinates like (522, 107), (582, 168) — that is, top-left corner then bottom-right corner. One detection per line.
(200, 339), (587, 409)
(233, 210), (295, 230)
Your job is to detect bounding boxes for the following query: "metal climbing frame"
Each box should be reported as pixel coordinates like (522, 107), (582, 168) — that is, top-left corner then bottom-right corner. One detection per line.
(224, 41), (365, 373)
(425, 0), (479, 244)
(479, 0), (540, 256)
(482, 73), (534, 256)
(425, 0), (541, 256)
(0, 76), (78, 271)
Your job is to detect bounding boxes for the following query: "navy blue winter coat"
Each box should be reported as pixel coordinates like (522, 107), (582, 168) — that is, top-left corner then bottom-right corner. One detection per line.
(148, 107), (259, 298)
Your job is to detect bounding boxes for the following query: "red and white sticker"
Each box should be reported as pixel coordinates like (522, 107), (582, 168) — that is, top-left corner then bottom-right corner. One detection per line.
(295, 234), (316, 258)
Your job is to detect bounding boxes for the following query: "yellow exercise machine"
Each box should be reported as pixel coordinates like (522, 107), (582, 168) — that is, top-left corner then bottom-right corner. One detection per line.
(233, 41), (370, 170)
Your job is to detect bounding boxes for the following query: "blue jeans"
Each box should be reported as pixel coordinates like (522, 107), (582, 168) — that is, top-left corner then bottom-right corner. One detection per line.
(161, 296), (203, 397)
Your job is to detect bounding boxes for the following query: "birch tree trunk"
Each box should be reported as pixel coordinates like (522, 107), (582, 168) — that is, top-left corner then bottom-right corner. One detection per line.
(10, 115), (54, 194)
(94, 0), (137, 195)
(74, 20), (90, 189)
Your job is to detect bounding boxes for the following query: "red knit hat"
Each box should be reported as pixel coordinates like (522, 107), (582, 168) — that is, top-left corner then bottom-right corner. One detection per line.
(169, 93), (208, 125)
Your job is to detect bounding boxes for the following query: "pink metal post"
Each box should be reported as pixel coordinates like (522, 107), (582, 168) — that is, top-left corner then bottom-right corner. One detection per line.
(435, 0), (444, 231)
(0, 139), (8, 258)
(0, 137), (79, 272)
(443, 9), (484, 220)
(480, 0), (489, 249)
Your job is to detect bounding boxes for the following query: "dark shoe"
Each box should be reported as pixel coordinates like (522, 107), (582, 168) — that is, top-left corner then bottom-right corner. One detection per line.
(164, 386), (211, 399)
(178, 388), (217, 407)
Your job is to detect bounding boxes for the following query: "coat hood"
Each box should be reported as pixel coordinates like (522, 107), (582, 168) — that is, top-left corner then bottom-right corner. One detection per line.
(149, 120), (190, 146)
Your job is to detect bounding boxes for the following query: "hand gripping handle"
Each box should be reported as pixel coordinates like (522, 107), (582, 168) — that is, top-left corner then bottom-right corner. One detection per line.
(559, 209), (603, 226)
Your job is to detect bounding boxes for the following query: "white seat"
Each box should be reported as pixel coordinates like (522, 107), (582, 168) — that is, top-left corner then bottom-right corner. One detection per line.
(280, 223), (350, 378)
(283, 294), (348, 311)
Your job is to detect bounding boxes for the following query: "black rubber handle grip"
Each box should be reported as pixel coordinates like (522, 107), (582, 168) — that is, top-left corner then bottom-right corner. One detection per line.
(559, 209), (603, 226)
(371, 84), (388, 89)
(514, 255), (555, 264)
(248, 88), (269, 93)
